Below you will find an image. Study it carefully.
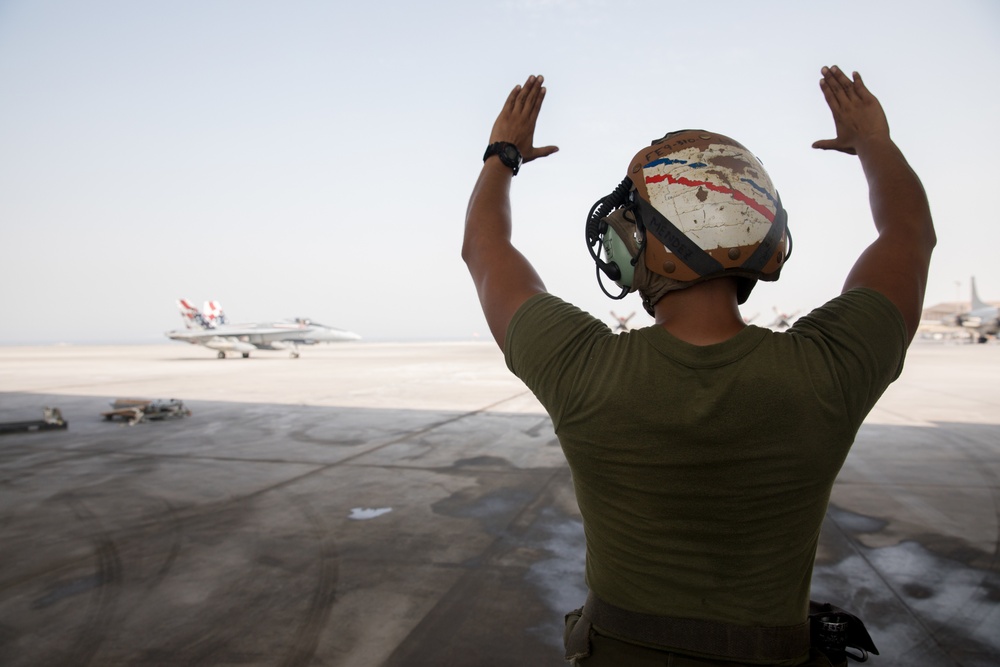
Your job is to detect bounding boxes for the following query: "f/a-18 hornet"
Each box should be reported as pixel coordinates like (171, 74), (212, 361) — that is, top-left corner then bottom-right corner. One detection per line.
(166, 299), (361, 358)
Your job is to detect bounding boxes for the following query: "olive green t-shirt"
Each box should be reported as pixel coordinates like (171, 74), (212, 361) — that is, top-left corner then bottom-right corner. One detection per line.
(505, 288), (907, 627)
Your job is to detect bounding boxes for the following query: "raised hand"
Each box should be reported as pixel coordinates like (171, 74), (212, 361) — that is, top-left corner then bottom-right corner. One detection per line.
(812, 66), (890, 156)
(489, 74), (559, 164)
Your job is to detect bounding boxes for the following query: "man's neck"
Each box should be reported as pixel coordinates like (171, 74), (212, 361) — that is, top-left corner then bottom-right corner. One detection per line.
(652, 278), (747, 345)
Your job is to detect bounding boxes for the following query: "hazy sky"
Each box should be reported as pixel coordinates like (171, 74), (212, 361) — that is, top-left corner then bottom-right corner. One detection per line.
(1, 0), (998, 344)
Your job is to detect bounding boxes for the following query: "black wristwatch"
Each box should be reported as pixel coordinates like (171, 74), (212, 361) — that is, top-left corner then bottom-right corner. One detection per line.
(483, 142), (522, 175)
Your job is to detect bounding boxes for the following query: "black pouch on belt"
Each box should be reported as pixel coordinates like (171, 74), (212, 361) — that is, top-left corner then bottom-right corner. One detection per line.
(809, 601), (879, 664)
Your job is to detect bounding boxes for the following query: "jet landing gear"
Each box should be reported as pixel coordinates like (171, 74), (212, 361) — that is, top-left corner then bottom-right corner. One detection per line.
(217, 351), (225, 359)
(242, 352), (251, 358)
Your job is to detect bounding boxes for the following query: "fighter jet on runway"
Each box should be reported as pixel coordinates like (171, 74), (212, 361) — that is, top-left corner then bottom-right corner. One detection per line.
(166, 299), (361, 358)
(943, 277), (999, 343)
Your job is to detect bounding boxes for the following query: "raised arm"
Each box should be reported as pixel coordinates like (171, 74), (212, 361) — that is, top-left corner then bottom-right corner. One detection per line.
(462, 74), (559, 350)
(812, 65), (936, 341)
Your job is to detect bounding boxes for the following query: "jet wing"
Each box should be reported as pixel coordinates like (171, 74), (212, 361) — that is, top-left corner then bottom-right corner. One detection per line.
(166, 329), (216, 342)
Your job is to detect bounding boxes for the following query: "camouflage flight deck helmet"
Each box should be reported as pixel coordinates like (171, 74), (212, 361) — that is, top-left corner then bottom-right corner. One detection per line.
(589, 130), (791, 313)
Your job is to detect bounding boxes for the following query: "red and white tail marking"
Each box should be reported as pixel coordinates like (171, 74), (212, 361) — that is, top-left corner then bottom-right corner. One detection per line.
(203, 300), (227, 327)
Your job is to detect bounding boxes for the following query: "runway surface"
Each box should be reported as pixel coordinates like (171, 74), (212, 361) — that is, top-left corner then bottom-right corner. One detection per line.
(0, 340), (998, 666)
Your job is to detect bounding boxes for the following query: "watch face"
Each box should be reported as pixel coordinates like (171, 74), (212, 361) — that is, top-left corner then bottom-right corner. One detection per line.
(483, 142), (521, 174)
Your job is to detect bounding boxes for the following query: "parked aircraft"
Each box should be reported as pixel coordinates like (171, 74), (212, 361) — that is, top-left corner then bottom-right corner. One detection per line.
(943, 277), (999, 343)
(166, 299), (361, 358)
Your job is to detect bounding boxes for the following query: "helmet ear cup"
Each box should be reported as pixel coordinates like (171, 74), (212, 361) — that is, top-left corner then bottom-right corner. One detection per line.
(603, 207), (646, 290)
(586, 178), (639, 301)
(601, 226), (634, 289)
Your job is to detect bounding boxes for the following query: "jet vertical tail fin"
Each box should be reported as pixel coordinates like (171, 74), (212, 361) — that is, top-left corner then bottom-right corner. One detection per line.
(971, 277), (990, 311)
(203, 301), (228, 327)
(178, 299), (211, 329)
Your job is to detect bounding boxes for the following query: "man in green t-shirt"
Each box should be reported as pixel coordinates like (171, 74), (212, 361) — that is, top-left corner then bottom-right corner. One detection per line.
(463, 67), (934, 666)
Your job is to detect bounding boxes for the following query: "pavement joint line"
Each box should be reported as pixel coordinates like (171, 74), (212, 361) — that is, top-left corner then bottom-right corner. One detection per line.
(317, 390), (535, 468)
(211, 391), (539, 505)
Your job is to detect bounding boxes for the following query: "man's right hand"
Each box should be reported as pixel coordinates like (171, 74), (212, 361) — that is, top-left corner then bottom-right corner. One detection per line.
(812, 66), (890, 156)
(813, 65), (936, 342)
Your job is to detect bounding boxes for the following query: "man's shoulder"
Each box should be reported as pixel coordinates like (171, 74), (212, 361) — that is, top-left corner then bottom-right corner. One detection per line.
(790, 288), (906, 337)
(507, 293), (604, 339)
(784, 287), (909, 385)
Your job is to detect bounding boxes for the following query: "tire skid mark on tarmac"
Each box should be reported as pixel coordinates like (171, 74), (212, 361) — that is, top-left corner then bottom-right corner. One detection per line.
(133, 488), (338, 666)
(59, 494), (123, 667)
(4, 394), (527, 664)
(9, 485), (339, 665)
(280, 495), (340, 667)
(149, 499), (184, 583)
(158, 490), (339, 666)
(166, 500), (279, 666)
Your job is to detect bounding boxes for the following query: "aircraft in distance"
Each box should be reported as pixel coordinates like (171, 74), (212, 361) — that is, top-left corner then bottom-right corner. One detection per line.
(611, 311), (635, 333)
(766, 307), (800, 331)
(942, 277), (999, 343)
(166, 299), (361, 358)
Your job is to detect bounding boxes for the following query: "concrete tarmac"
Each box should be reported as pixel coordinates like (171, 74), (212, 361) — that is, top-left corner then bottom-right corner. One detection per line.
(0, 340), (997, 666)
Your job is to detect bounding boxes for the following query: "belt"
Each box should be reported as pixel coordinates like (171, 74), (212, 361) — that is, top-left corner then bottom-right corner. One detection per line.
(568, 592), (811, 663)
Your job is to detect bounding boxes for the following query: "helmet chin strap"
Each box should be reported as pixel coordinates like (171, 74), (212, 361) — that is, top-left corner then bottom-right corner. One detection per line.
(631, 193), (724, 278)
(739, 193), (788, 273)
